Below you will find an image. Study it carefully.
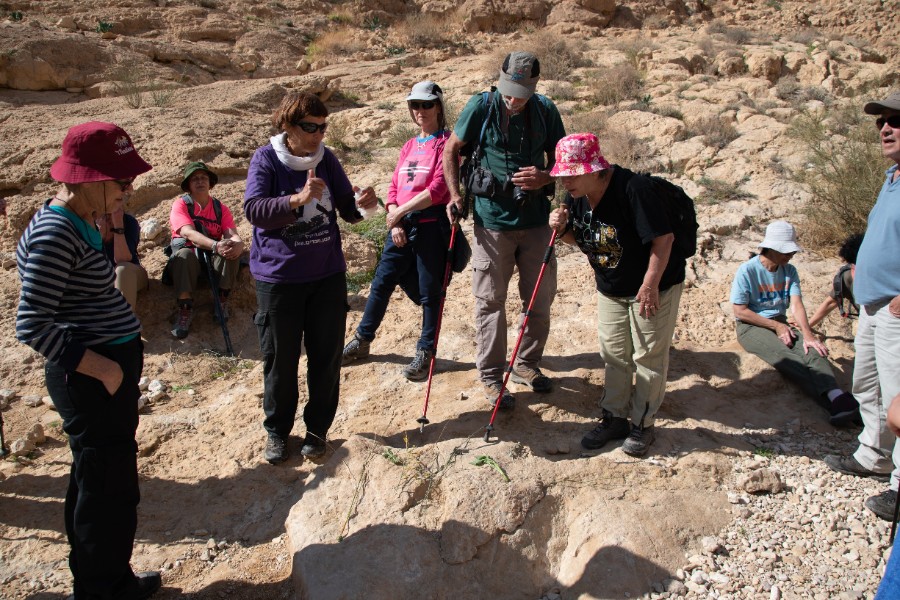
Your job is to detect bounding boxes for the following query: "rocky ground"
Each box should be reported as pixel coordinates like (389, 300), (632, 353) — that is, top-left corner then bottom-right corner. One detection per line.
(1, 0), (899, 599)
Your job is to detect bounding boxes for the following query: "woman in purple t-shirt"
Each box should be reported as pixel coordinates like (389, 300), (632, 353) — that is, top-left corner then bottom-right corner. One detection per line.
(244, 91), (377, 464)
(340, 81), (452, 382)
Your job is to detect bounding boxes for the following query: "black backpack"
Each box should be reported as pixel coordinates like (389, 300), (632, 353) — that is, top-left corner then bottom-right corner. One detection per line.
(630, 171), (699, 259)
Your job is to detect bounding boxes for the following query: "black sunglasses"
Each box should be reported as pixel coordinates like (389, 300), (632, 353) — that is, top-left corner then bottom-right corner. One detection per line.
(112, 178), (135, 190)
(876, 115), (900, 130)
(293, 121), (328, 134)
(408, 101), (436, 110)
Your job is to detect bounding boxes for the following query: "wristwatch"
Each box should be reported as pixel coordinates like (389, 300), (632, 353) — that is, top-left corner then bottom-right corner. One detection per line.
(110, 227), (125, 234)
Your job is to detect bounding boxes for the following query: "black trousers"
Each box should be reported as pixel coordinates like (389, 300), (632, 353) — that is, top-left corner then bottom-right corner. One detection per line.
(254, 272), (347, 441)
(45, 337), (144, 599)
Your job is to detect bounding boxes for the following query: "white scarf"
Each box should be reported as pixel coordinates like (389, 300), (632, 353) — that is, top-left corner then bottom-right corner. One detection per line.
(270, 133), (324, 172)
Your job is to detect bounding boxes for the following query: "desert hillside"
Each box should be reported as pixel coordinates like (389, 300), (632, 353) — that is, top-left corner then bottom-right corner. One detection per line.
(0, 1), (898, 599)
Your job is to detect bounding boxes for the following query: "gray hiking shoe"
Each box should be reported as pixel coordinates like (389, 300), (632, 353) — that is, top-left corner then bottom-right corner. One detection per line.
(403, 348), (432, 382)
(485, 381), (515, 410)
(581, 410), (629, 450)
(511, 366), (552, 393)
(824, 455), (891, 481)
(264, 433), (288, 464)
(622, 424), (655, 458)
(342, 333), (371, 366)
(171, 302), (193, 339)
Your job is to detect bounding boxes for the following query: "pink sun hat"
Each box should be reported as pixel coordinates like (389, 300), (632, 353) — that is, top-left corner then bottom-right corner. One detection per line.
(548, 133), (611, 177)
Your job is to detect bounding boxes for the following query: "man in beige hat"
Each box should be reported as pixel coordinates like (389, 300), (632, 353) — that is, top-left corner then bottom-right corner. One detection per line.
(825, 90), (900, 521)
(443, 51), (566, 409)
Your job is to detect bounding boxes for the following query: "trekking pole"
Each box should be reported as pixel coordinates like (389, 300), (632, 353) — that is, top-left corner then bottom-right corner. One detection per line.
(417, 207), (461, 432)
(891, 488), (900, 545)
(200, 248), (234, 357)
(483, 227), (559, 442)
(0, 410), (8, 458)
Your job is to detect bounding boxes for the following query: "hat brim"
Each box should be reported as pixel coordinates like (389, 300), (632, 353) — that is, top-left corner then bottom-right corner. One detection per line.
(864, 100), (900, 115)
(50, 154), (152, 184)
(759, 241), (802, 254)
(497, 77), (537, 99)
(549, 161), (610, 177)
(180, 167), (218, 192)
(406, 91), (440, 102)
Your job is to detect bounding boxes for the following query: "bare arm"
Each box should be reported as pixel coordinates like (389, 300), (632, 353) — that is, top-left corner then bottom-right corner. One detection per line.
(808, 296), (839, 329)
(385, 190), (433, 231)
(442, 132), (466, 221)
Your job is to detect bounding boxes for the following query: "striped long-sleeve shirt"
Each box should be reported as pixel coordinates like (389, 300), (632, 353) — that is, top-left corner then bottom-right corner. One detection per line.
(16, 203), (141, 371)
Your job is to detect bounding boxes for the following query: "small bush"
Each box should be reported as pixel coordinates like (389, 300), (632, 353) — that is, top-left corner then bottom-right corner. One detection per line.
(307, 27), (366, 61)
(614, 38), (656, 70)
(325, 116), (352, 153)
(110, 64), (145, 109)
(597, 125), (661, 173)
(521, 33), (585, 81)
(96, 21), (114, 33)
(394, 11), (463, 49)
(787, 108), (887, 245)
(587, 63), (643, 106)
(651, 105), (684, 120)
(544, 81), (576, 102)
(685, 115), (739, 149)
(383, 122), (418, 148)
(148, 84), (176, 107)
(10, 11), (24, 21)
(696, 177), (754, 204)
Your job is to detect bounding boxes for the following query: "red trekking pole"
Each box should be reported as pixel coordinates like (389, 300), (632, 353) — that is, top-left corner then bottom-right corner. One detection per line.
(483, 227), (559, 442)
(417, 206), (462, 432)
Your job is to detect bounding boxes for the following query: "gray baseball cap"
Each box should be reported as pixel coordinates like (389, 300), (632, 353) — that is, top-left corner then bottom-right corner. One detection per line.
(497, 51), (540, 99)
(864, 90), (900, 115)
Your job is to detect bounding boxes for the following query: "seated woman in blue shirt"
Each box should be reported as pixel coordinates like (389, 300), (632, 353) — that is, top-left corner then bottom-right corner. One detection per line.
(730, 221), (858, 426)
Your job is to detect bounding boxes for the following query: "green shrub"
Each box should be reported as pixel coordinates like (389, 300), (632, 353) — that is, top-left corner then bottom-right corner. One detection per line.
(787, 108), (887, 245)
(96, 21), (113, 33)
(10, 11), (24, 21)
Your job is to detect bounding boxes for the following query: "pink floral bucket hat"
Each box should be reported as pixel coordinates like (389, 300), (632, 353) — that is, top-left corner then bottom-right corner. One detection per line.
(549, 133), (611, 177)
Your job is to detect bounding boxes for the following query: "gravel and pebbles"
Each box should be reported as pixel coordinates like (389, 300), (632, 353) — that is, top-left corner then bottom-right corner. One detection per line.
(642, 421), (894, 599)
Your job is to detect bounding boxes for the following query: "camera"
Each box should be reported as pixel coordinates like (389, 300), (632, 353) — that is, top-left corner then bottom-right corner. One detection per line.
(502, 174), (530, 206)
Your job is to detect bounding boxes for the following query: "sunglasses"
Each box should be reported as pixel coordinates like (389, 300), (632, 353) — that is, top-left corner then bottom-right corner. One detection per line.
(111, 178), (135, 190)
(408, 101), (436, 110)
(876, 115), (900, 130)
(293, 121), (328, 134)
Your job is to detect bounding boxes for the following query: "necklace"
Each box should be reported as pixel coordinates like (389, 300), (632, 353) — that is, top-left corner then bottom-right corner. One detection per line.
(415, 129), (443, 152)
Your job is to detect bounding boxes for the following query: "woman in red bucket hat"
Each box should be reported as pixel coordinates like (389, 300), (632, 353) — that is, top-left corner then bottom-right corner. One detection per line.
(15, 121), (162, 600)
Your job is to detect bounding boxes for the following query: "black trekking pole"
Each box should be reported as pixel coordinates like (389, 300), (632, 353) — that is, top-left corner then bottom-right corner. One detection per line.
(891, 488), (900, 545)
(0, 409), (9, 458)
(417, 208), (461, 433)
(200, 249), (234, 357)
(483, 227), (559, 442)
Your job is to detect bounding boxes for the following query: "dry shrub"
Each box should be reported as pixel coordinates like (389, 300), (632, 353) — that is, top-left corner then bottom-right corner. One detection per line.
(596, 124), (661, 173)
(544, 81), (576, 102)
(614, 38), (657, 70)
(520, 32), (585, 80)
(787, 107), (887, 245)
(394, 11), (462, 49)
(587, 63), (643, 106)
(307, 26), (366, 60)
(562, 110), (606, 137)
(684, 115), (739, 149)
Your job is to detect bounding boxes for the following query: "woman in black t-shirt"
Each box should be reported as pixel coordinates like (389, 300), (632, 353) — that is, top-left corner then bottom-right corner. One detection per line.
(548, 133), (685, 458)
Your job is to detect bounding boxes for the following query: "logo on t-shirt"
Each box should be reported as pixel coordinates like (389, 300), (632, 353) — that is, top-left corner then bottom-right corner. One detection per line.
(282, 188), (333, 244)
(574, 215), (622, 269)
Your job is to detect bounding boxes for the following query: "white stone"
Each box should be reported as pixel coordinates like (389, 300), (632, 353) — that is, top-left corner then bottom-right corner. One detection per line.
(140, 218), (165, 240)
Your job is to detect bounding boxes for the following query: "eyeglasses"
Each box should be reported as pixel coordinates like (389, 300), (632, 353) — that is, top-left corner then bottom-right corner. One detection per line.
(293, 121), (328, 134)
(876, 115), (900, 130)
(111, 178), (135, 190)
(408, 101), (436, 110)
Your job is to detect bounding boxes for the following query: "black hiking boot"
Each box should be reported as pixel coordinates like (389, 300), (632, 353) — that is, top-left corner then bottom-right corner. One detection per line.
(403, 348), (432, 381)
(581, 410), (629, 450)
(264, 433), (288, 464)
(622, 424), (655, 458)
(342, 333), (371, 366)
